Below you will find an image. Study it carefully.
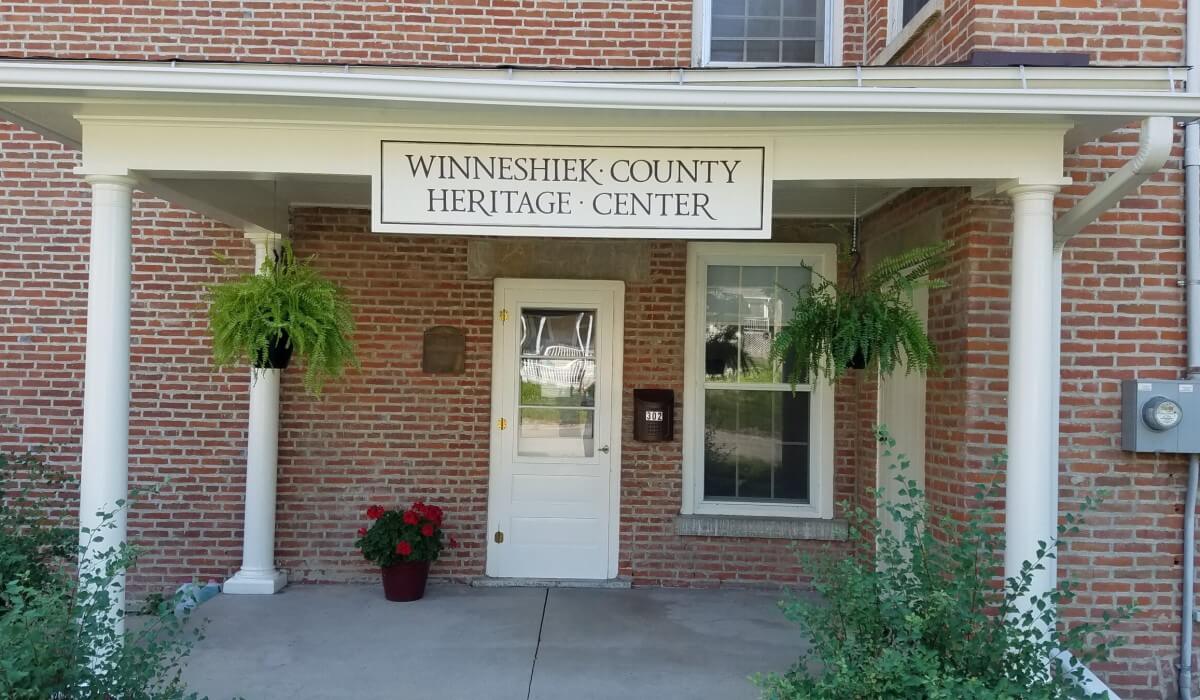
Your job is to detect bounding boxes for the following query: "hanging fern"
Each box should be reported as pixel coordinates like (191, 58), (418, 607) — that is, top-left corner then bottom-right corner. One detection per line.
(771, 241), (950, 385)
(207, 242), (359, 396)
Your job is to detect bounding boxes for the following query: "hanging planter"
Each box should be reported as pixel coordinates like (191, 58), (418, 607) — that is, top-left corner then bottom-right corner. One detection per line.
(771, 241), (950, 385)
(207, 242), (358, 395)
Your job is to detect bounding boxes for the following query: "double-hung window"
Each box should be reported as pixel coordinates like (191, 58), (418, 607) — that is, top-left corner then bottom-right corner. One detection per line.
(682, 243), (836, 519)
(700, 0), (834, 65)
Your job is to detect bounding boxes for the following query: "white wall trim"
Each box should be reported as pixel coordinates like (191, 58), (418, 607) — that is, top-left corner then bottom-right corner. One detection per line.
(875, 0), (944, 66)
(681, 242), (837, 520)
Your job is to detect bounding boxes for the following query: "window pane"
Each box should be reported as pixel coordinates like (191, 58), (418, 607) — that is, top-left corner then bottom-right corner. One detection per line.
(712, 16), (746, 38)
(520, 309), (596, 358)
(747, 0), (781, 15)
(710, 40), (744, 62)
(746, 18), (782, 38)
(704, 263), (810, 384)
(713, 0), (745, 15)
(702, 388), (811, 502)
(520, 359), (595, 407)
(781, 39), (818, 63)
(904, 0), (930, 24)
(745, 40), (781, 62)
(518, 408), (594, 458)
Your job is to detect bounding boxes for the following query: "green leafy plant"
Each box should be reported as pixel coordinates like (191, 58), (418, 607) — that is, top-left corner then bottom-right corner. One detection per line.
(207, 241), (358, 396)
(772, 242), (949, 384)
(0, 450), (74, 604)
(0, 451), (207, 699)
(355, 502), (458, 567)
(756, 428), (1132, 700)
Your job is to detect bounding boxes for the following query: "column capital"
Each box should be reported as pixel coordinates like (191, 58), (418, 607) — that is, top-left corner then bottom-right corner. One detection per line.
(84, 174), (138, 190)
(243, 226), (283, 248)
(997, 178), (1071, 200)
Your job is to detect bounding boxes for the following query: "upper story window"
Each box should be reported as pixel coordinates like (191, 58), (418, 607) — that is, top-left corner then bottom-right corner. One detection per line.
(701, 0), (831, 65)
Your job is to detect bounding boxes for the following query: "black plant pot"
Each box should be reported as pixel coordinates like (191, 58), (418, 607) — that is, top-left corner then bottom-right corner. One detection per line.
(254, 330), (293, 370)
(846, 348), (868, 370)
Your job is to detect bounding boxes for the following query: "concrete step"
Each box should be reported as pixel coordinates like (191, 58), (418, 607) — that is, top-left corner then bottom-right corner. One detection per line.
(469, 576), (632, 589)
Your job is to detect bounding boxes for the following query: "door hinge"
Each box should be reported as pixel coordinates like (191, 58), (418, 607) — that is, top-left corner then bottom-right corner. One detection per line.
(494, 531), (504, 544)
(499, 308), (509, 322)
(497, 417), (507, 430)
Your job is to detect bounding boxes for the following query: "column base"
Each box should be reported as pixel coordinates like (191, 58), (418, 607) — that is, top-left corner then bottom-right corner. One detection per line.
(223, 568), (288, 595)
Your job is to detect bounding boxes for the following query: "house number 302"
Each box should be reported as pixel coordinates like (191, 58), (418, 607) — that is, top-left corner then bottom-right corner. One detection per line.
(645, 410), (664, 422)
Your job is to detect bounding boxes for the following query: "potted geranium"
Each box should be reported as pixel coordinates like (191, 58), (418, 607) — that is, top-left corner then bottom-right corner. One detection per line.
(207, 241), (358, 396)
(355, 501), (458, 602)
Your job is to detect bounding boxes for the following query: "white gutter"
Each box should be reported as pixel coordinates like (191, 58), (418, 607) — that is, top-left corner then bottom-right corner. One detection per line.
(0, 62), (1199, 117)
(1045, 117), (1176, 700)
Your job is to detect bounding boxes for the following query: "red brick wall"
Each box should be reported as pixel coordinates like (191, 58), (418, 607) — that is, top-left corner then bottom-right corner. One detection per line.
(0, 0), (693, 68)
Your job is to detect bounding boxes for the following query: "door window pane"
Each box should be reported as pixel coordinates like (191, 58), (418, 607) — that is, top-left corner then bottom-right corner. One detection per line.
(520, 359), (595, 407)
(709, 0), (825, 64)
(702, 388), (810, 502)
(521, 309), (595, 358)
(518, 408), (595, 458)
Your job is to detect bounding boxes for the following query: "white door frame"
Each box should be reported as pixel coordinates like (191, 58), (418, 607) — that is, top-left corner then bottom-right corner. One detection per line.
(486, 278), (624, 579)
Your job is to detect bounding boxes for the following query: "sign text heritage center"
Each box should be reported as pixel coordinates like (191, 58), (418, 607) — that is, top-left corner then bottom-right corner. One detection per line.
(374, 140), (771, 239)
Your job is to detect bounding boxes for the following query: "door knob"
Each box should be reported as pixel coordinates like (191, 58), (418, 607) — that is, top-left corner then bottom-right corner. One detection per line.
(598, 445), (610, 454)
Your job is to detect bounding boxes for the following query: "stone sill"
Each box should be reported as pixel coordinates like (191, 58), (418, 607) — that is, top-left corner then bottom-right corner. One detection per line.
(675, 514), (848, 541)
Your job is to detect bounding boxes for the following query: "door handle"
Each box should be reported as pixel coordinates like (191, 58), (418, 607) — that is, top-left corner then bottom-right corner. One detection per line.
(598, 445), (610, 454)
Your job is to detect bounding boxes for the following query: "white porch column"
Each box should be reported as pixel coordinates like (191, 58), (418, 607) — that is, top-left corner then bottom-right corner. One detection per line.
(77, 174), (136, 634)
(1002, 183), (1061, 623)
(223, 229), (287, 595)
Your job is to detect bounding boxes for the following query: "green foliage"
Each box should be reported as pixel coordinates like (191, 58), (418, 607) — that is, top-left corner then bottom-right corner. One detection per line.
(0, 451), (75, 603)
(207, 241), (358, 396)
(756, 428), (1133, 700)
(772, 242), (949, 384)
(0, 451), (207, 699)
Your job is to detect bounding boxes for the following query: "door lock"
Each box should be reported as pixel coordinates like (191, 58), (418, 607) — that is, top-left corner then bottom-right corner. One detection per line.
(598, 445), (610, 454)
(494, 531), (504, 544)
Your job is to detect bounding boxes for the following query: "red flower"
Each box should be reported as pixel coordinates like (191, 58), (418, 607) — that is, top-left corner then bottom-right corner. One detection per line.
(356, 527), (368, 537)
(426, 506), (444, 526)
(449, 536), (459, 549)
(421, 524), (434, 537)
(402, 510), (420, 526)
(396, 541), (413, 556)
(366, 505), (385, 520)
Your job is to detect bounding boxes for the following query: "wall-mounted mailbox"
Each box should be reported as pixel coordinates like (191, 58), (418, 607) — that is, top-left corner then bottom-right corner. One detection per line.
(634, 389), (674, 442)
(1121, 379), (1200, 453)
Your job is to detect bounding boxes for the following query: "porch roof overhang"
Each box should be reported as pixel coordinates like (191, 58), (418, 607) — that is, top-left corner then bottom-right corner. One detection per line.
(2, 59), (1199, 230)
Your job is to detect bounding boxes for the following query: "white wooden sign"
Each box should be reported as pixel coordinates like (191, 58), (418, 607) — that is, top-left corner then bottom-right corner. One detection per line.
(373, 140), (771, 239)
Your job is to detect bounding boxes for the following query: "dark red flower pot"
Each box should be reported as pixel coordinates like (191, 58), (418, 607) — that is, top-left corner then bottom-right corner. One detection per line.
(380, 560), (430, 602)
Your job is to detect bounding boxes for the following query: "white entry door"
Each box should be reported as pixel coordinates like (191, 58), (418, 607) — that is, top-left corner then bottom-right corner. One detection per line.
(487, 279), (624, 580)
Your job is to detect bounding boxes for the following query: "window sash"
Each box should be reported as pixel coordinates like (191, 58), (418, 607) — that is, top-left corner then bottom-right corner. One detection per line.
(701, 0), (834, 66)
(682, 242), (837, 521)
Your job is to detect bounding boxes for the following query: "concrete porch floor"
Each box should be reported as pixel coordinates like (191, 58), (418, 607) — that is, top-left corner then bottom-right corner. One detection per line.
(182, 583), (807, 700)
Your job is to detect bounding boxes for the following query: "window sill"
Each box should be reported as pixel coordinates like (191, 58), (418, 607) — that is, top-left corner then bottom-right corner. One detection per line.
(675, 513), (848, 541)
(872, 0), (944, 66)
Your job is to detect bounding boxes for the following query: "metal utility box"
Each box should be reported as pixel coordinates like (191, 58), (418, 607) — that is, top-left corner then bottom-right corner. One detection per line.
(633, 389), (674, 442)
(1121, 379), (1200, 453)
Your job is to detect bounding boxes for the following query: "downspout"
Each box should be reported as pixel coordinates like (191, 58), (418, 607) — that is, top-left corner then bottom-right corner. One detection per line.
(1181, 0), (1200, 694)
(1051, 115), (1174, 700)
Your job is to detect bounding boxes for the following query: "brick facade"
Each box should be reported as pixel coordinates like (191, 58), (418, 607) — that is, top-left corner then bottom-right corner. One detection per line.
(0, 1), (1196, 697)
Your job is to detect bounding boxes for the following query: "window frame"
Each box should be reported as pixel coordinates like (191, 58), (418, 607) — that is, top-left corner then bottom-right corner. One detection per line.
(886, 0), (942, 44)
(681, 242), (837, 520)
(693, 0), (844, 67)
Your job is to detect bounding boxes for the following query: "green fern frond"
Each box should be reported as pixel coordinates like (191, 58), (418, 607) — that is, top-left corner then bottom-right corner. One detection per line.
(771, 239), (950, 385)
(206, 241), (358, 397)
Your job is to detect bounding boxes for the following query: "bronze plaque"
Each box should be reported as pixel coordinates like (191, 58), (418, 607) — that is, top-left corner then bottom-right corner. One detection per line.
(422, 326), (466, 374)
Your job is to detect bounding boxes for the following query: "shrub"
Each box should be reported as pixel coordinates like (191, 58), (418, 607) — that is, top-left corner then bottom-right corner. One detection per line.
(0, 451), (207, 699)
(757, 429), (1132, 700)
